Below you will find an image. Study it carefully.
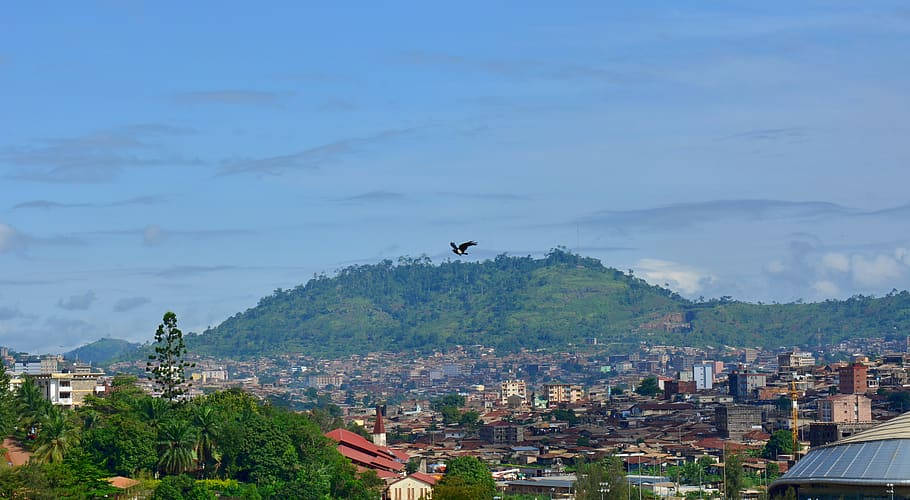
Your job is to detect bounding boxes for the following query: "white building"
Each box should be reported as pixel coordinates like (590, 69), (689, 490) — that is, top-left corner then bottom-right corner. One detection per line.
(693, 363), (714, 391)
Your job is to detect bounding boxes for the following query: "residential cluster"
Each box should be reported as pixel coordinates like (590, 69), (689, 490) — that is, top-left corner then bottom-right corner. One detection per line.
(6, 335), (910, 497)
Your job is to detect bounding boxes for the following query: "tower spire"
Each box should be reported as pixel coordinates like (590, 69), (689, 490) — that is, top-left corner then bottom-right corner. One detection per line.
(372, 405), (386, 447)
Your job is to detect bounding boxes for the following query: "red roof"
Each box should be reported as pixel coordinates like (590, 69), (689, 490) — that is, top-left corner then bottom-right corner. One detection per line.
(390, 448), (410, 462)
(326, 428), (404, 473)
(407, 472), (439, 485)
(373, 406), (385, 435)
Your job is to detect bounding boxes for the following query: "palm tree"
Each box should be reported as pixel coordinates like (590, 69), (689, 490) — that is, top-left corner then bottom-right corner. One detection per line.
(157, 420), (197, 475)
(140, 397), (170, 428)
(32, 407), (79, 464)
(192, 405), (221, 477)
(16, 376), (50, 439)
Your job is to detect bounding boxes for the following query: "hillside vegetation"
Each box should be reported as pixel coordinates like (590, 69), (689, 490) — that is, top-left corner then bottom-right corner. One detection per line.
(64, 338), (140, 364)
(187, 249), (910, 358)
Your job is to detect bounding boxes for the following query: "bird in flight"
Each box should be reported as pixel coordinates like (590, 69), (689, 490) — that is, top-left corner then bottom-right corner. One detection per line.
(450, 240), (477, 256)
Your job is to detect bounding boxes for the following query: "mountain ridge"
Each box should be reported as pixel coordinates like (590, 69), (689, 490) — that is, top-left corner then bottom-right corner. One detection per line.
(179, 249), (910, 358)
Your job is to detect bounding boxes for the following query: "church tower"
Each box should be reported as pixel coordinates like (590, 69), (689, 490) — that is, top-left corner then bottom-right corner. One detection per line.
(372, 405), (386, 447)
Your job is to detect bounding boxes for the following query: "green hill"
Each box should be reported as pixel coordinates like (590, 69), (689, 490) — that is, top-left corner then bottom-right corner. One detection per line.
(188, 249), (910, 358)
(65, 338), (140, 365)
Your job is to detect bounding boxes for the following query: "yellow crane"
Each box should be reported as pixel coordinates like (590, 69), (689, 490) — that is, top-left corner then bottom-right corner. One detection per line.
(790, 380), (799, 460)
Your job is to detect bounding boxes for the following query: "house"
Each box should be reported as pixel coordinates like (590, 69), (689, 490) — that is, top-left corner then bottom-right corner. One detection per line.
(386, 472), (437, 500)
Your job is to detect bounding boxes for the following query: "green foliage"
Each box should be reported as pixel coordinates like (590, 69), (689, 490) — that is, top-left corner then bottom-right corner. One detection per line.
(724, 453), (744, 500)
(32, 407), (79, 464)
(772, 486), (797, 500)
(157, 419), (198, 475)
(181, 249), (910, 357)
(153, 474), (215, 500)
(549, 408), (579, 424)
(435, 456), (496, 500)
(147, 312), (194, 401)
(762, 430), (796, 459)
(574, 456), (628, 500)
(0, 362), (14, 437)
(0, 453), (119, 500)
(766, 461), (780, 480)
(64, 338), (140, 365)
(15, 375), (51, 439)
(432, 393), (466, 410)
(635, 376), (661, 397)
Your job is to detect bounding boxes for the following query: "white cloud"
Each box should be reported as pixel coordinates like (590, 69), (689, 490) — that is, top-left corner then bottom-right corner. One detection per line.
(821, 252), (850, 273)
(765, 259), (786, 274)
(0, 223), (26, 254)
(896, 248), (910, 266)
(635, 258), (715, 295)
(812, 280), (840, 297)
(851, 254), (903, 287)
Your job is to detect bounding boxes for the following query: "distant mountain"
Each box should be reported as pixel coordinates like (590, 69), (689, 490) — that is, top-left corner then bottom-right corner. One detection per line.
(186, 249), (910, 358)
(65, 338), (140, 365)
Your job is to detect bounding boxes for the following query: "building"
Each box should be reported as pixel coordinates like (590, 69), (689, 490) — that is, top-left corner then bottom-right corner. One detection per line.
(771, 411), (910, 498)
(500, 379), (527, 405)
(372, 405), (387, 447)
(325, 428), (405, 480)
(664, 380), (696, 400)
(778, 351), (815, 372)
(728, 371), (767, 401)
(715, 405), (763, 440)
(33, 371), (105, 408)
(818, 394), (871, 423)
(544, 383), (583, 403)
(742, 348), (759, 364)
(306, 374), (343, 389)
(808, 422), (877, 447)
(838, 363), (867, 394)
(387, 473), (437, 500)
(479, 421), (525, 444)
(693, 363), (714, 391)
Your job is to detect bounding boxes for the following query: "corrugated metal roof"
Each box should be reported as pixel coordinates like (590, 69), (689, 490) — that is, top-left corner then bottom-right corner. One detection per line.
(772, 412), (910, 488)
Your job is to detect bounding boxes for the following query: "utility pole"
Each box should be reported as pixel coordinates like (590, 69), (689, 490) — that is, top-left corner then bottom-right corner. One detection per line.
(790, 380), (800, 461)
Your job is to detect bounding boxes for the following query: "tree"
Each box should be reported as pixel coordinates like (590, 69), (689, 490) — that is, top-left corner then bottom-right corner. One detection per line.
(32, 407), (79, 464)
(0, 361), (14, 437)
(158, 420), (198, 475)
(16, 375), (50, 439)
(192, 405), (222, 478)
(147, 312), (195, 401)
(762, 430), (797, 459)
(434, 456), (495, 500)
(574, 456), (628, 500)
(724, 453), (744, 500)
(635, 376), (661, 397)
(766, 461), (780, 480)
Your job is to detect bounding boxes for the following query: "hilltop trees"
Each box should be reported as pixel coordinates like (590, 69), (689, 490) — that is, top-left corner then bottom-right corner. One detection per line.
(147, 312), (194, 401)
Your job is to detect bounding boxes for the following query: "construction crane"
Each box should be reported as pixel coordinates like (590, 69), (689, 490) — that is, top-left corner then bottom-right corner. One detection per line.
(789, 380), (799, 460)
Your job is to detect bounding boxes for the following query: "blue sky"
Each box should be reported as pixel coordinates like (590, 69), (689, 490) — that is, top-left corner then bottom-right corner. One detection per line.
(2, 2), (910, 353)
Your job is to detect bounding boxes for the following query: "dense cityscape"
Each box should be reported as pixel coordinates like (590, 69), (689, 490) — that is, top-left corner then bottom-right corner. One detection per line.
(5, 333), (910, 498)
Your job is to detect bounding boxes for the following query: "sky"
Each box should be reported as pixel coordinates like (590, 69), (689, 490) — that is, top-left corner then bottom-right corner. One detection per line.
(2, 2), (910, 353)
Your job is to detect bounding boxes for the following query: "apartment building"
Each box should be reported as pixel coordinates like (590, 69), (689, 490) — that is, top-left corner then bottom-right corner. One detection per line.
(544, 383), (583, 403)
(819, 394), (872, 423)
(500, 379), (527, 405)
(33, 371), (105, 408)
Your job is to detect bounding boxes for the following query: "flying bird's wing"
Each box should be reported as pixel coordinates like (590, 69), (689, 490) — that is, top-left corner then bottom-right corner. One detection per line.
(450, 242), (458, 250)
(458, 241), (478, 252)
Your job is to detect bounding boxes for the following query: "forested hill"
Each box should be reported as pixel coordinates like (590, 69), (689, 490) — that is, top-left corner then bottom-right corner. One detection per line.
(188, 249), (910, 358)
